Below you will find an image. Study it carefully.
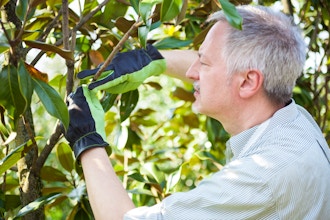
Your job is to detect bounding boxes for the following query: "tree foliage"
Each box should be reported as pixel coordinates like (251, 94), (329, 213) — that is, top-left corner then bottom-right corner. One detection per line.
(0, 0), (329, 219)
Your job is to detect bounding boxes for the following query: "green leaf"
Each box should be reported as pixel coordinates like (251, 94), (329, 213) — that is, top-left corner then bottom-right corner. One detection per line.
(141, 162), (164, 184)
(0, 34), (10, 53)
(78, 197), (94, 219)
(100, 0), (128, 29)
(124, 127), (141, 151)
(56, 142), (74, 173)
(138, 26), (150, 49)
(165, 166), (182, 193)
(16, 0), (28, 21)
(128, 172), (148, 183)
(15, 193), (61, 218)
(101, 92), (118, 112)
(153, 37), (192, 49)
(139, 0), (161, 23)
(218, 0), (242, 30)
(18, 61), (34, 107)
(161, 0), (183, 22)
(0, 65), (27, 121)
(0, 140), (31, 176)
(130, 0), (140, 14)
(0, 0), (10, 7)
(24, 40), (74, 60)
(32, 78), (69, 129)
(72, 204), (91, 220)
(120, 90), (139, 122)
(40, 166), (68, 182)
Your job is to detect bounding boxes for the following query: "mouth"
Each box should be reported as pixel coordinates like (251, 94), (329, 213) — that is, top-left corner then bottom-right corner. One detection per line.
(193, 81), (200, 94)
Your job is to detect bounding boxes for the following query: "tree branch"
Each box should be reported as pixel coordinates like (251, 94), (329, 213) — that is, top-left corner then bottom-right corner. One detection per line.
(93, 19), (144, 81)
(34, 123), (63, 175)
(281, 0), (293, 15)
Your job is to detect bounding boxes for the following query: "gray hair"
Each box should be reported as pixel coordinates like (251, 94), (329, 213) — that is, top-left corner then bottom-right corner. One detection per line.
(208, 5), (306, 105)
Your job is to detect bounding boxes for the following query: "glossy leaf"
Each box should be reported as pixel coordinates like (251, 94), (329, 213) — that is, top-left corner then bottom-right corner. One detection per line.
(141, 162), (164, 184)
(218, 0), (242, 30)
(130, 0), (140, 14)
(0, 140), (31, 176)
(0, 65), (27, 120)
(124, 127), (141, 151)
(139, 0), (161, 23)
(18, 61), (34, 106)
(16, 0), (28, 21)
(100, 0), (128, 29)
(101, 92), (118, 112)
(0, 34), (10, 53)
(138, 25), (150, 48)
(32, 78), (69, 129)
(120, 90), (139, 122)
(72, 205), (91, 220)
(161, 0), (183, 22)
(56, 142), (74, 173)
(165, 166), (182, 193)
(15, 193), (61, 218)
(153, 37), (192, 49)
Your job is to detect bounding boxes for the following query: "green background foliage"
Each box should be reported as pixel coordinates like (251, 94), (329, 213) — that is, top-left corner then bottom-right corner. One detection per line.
(0, 0), (329, 219)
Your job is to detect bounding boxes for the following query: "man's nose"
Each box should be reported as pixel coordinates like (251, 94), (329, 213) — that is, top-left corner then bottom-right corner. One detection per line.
(186, 59), (199, 80)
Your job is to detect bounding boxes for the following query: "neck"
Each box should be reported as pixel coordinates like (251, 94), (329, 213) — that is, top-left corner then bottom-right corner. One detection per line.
(224, 98), (285, 136)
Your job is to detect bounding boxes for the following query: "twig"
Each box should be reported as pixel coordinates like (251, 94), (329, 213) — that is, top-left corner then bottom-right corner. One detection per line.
(62, 0), (75, 95)
(93, 19), (144, 81)
(34, 123), (63, 175)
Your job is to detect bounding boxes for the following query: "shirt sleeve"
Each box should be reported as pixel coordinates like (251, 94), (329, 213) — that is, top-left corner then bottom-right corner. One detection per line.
(124, 159), (277, 220)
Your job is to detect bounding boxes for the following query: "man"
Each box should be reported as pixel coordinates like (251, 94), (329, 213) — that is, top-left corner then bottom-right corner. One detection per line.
(65, 5), (330, 220)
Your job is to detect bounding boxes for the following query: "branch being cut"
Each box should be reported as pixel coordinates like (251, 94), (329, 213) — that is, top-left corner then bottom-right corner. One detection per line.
(93, 19), (144, 81)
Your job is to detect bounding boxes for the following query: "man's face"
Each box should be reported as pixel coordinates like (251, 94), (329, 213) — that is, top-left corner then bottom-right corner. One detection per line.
(186, 22), (238, 122)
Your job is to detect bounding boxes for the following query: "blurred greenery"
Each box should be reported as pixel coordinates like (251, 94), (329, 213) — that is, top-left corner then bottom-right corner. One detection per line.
(0, 0), (329, 219)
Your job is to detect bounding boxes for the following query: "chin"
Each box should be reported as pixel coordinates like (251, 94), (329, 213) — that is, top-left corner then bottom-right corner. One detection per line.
(192, 103), (202, 114)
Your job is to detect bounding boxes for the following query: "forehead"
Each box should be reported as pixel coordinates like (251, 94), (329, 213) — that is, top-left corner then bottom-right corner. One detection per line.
(199, 21), (229, 56)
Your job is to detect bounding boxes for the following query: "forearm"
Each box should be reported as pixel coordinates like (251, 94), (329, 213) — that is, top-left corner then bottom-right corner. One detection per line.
(80, 147), (135, 220)
(160, 49), (197, 82)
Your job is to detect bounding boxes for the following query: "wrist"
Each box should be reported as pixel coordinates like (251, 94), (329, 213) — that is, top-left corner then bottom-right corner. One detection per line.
(73, 132), (109, 160)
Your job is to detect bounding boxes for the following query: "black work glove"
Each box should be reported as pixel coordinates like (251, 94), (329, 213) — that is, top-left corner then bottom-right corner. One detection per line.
(65, 85), (109, 160)
(77, 44), (166, 94)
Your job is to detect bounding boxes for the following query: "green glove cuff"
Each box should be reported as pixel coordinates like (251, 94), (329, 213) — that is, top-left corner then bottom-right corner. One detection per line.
(94, 59), (166, 94)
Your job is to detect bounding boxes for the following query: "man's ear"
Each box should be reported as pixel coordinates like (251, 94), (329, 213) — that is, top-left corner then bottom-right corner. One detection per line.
(238, 70), (264, 98)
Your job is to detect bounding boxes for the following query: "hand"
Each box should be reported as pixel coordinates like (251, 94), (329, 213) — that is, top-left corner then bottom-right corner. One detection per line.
(77, 44), (166, 94)
(65, 85), (109, 159)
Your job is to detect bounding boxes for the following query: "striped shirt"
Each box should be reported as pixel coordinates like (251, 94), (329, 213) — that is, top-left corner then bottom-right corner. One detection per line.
(124, 100), (330, 219)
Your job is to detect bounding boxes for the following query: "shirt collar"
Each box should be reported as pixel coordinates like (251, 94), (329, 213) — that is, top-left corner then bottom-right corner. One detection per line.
(226, 99), (298, 159)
